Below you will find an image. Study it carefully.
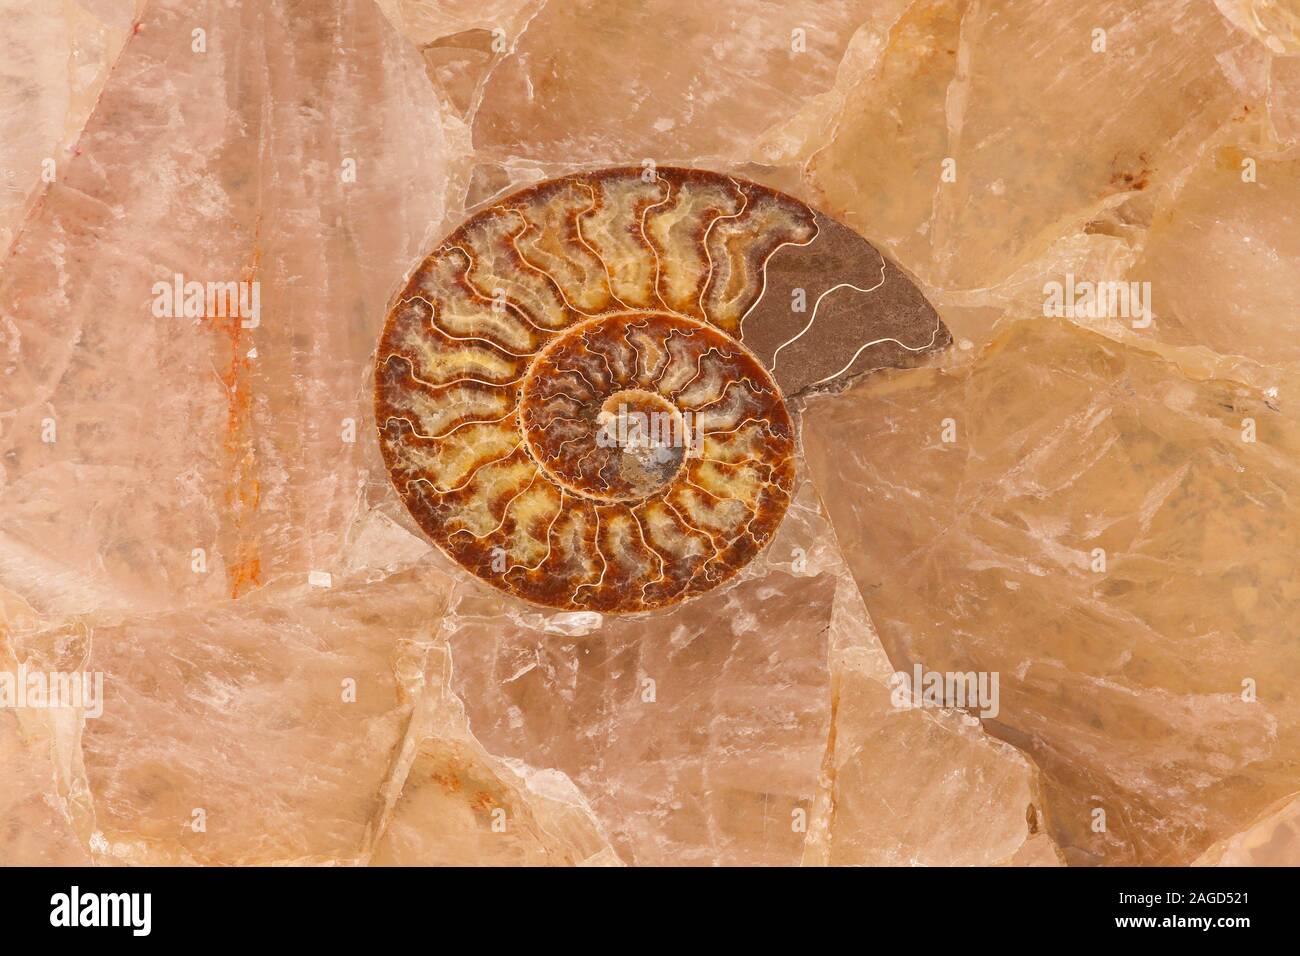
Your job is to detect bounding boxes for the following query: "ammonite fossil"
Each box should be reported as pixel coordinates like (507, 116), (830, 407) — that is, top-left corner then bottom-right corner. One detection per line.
(375, 167), (948, 613)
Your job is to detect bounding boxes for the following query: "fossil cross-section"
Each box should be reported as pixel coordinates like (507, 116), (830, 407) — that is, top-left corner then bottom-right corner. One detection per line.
(375, 167), (943, 612)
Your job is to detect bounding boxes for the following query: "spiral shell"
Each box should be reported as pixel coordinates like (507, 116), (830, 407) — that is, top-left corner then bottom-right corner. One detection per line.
(376, 167), (820, 613)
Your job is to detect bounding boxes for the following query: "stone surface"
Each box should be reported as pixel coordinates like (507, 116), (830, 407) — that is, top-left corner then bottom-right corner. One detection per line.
(1195, 794), (1300, 866)
(803, 317), (1300, 865)
(1125, 139), (1300, 375)
(803, 0), (1270, 349)
(441, 566), (835, 866)
(2, 0), (1298, 868)
(463, 0), (902, 167)
(0, 1), (142, 260)
(5, 569), (454, 865)
(371, 635), (619, 866)
(801, 572), (1059, 867)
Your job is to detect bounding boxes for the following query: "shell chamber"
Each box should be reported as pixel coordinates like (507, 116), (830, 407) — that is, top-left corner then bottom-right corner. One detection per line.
(375, 167), (815, 613)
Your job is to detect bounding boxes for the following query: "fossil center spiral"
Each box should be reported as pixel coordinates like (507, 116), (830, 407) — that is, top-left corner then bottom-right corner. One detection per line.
(520, 313), (719, 503)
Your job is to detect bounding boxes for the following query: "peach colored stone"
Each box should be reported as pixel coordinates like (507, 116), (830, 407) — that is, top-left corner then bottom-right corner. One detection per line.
(2, 0), (1299, 868)
(803, 318), (1300, 865)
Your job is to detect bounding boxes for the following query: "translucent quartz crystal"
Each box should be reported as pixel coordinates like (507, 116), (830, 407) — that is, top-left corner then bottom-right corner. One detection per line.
(803, 318), (1300, 865)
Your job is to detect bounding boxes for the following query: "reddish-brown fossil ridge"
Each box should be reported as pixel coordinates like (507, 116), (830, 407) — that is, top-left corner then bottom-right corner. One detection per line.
(375, 167), (942, 612)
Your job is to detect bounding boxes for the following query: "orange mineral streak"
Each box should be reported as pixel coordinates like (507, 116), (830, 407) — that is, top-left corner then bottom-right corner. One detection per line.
(375, 168), (809, 613)
(212, 246), (264, 599)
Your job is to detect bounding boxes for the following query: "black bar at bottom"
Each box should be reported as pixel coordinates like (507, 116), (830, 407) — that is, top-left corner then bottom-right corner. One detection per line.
(0, 865), (1278, 941)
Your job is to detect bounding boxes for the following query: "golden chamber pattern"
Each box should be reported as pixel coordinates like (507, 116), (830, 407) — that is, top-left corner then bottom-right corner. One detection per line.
(375, 168), (815, 612)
